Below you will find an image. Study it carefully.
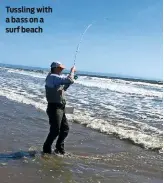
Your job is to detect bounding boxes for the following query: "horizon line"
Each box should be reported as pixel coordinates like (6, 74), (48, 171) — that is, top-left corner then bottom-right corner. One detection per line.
(0, 62), (162, 82)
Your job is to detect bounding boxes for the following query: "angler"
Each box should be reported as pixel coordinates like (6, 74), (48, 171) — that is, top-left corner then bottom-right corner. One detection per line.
(43, 62), (76, 155)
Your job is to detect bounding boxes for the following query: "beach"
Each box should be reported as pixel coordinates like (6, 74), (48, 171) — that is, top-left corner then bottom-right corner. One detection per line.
(0, 65), (163, 183)
(0, 96), (162, 183)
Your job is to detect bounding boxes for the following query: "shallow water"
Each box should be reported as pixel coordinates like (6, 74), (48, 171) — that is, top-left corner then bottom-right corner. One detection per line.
(0, 66), (163, 151)
(0, 96), (162, 183)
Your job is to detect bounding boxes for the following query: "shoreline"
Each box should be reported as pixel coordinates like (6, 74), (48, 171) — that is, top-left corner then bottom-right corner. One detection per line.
(0, 96), (162, 183)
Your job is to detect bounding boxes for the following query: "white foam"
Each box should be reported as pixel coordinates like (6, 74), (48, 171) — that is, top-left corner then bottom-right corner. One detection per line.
(79, 76), (163, 88)
(3, 67), (162, 91)
(75, 79), (162, 98)
(0, 86), (162, 151)
(7, 69), (46, 79)
(0, 68), (162, 152)
(3, 67), (163, 99)
(0, 89), (47, 111)
(72, 111), (163, 151)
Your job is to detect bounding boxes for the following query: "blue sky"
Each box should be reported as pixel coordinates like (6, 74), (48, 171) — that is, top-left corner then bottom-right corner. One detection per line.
(0, 0), (162, 80)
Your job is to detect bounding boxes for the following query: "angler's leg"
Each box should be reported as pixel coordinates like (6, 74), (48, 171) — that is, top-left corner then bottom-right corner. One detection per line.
(55, 113), (69, 154)
(43, 104), (64, 154)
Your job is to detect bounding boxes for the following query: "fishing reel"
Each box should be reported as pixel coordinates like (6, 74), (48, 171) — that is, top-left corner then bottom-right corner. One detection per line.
(74, 75), (78, 80)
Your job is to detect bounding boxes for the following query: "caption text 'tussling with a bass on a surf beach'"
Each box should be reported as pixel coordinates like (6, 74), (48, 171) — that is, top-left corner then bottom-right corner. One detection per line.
(5, 6), (53, 33)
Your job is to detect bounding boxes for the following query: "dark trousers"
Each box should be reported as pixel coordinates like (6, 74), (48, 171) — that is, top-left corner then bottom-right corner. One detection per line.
(43, 103), (69, 154)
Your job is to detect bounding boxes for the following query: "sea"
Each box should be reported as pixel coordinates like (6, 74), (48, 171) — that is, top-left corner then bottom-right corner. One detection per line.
(0, 63), (163, 183)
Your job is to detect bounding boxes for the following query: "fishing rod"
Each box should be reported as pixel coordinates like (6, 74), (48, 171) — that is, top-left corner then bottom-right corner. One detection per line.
(73, 23), (93, 66)
(73, 18), (109, 80)
(73, 23), (93, 80)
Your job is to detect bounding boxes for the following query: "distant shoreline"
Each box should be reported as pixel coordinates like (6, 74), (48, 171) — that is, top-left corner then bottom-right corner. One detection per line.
(0, 62), (162, 85)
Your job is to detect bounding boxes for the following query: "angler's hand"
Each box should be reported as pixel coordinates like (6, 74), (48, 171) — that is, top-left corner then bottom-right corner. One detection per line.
(71, 66), (76, 73)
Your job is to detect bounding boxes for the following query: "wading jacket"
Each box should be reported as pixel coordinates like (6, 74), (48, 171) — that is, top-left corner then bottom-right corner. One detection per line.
(45, 73), (74, 105)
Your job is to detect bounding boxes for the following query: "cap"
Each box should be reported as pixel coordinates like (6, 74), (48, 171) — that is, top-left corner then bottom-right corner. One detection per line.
(51, 61), (65, 69)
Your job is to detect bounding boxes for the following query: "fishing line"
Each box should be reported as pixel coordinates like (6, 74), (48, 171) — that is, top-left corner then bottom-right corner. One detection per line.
(73, 23), (93, 66)
(73, 18), (109, 80)
(73, 18), (109, 66)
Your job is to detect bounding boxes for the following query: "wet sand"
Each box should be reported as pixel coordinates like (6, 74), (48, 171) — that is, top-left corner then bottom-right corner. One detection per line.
(0, 96), (162, 183)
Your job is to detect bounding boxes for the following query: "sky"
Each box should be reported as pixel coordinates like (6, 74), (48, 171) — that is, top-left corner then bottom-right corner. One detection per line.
(0, 0), (163, 80)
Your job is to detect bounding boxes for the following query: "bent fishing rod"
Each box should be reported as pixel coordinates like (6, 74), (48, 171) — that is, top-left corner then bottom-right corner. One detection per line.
(73, 23), (93, 80)
(73, 18), (109, 80)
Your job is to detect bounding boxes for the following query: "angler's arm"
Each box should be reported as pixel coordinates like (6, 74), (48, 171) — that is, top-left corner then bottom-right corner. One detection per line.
(63, 66), (76, 90)
(59, 66), (76, 90)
